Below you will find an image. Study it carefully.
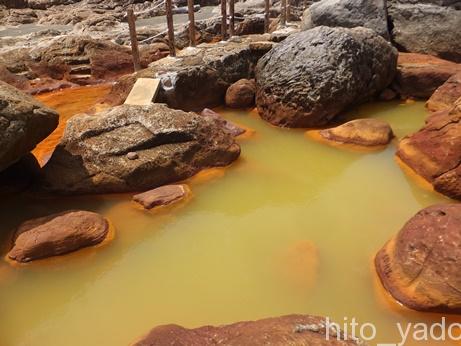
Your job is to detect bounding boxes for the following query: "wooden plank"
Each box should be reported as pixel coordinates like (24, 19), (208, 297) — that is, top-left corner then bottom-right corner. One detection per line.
(124, 78), (160, 106)
(187, 0), (196, 46)
(127, 9), (141, 71)
(165, 0), (176, 57)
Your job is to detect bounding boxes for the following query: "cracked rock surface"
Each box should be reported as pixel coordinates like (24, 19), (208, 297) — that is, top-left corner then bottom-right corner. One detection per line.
(39, 103), (240, 194)
(375, 204), (461, 313)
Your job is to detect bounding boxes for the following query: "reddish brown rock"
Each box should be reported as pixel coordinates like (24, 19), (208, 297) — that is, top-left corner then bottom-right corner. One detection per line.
(201, 108), (246, 137)
(375, 204), (461, 313)
(426, 73), (461, 112)
(8, 210), (110, 263)
(133, 315), (362, 346)
(225, 79), (256, 108)
(397, 99), (461, 200)
(393, 53), (461, 99)
(319, 119), (393, 147)
(133, 184), (189, 210)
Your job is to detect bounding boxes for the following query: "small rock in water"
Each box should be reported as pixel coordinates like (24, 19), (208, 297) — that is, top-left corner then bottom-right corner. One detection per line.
(225, 79), (256, 109)
(8, 210), (110, 263)
(379, 88), (397, 101)
(319, 119), (394, 147)
(127, 152), (139, 160)
(133, 184), (189, 210)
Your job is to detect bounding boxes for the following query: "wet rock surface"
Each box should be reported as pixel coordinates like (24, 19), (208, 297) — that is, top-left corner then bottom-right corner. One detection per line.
(255, 26), (397, 128)
(225, 78), (256, 108)
(320, 119), (393, 147)
(0, 80), (58, 172)
(397, 98), (461, 200)
(133, 314), (362, 346)
(393, 53), (461, 99)
(375, 204), (461, 313)
(302, 0), (389, 39)
(200, 108), (246, 137)
(133, 184), (189, 210)
(388, 0), (461, 63)
(8, 210), (110, 263)
(40, 103), (240, 194)
(427, 73), (461, 112)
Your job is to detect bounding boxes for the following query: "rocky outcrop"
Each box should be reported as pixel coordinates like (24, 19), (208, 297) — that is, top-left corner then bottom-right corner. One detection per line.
(40, 104), (240, 194)
(387, 0), (461, 63)
(255, 26), (397, 128)
(319, 119), (393, 147)
(397, 98), (461, 200)
(8, 210), (110, 263)
(302, 0), (389, 39)
(0, 80), (58, 172)
(106, 38), (272, 111)
(225, 78), (256, 108)
(133, 315), (363, 345)
(375, 204), (461, 313)
(133, 184), (189, 210)
(427, 73), (461, 112)
(393, 53), (461, 99)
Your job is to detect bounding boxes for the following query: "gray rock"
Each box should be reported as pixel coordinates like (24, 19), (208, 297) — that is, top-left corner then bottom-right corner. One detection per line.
(388, 0), (461, 62)
(255, 26), (397, 128)
(302, 0), (390, 39)
(0, 80), (58, 172)
(40, 104), (240, 194)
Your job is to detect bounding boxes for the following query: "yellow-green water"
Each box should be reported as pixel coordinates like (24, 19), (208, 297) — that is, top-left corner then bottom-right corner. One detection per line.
(0, 100), (456, 346)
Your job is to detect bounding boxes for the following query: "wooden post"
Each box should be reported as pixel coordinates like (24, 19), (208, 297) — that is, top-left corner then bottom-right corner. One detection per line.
(286, 0), (290, 23)
(264, 0), (270, 33)
(221, 0), (227, 40)
(229, 0), (235, 37)
(165, 0), (176, 57)
(280, 0), (286, 27)
(127, 9), (141, 71)
(187, 0), (196, 47)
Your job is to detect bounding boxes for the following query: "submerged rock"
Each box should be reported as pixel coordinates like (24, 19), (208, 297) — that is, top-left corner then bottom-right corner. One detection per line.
(40, 104), (240, 194)
(8, 210), (110, 263)
(225, 79), (256, 108)
(255, 26), (397, 128)
(393, 53), (461, 99)
(133, 184), (189, 210)
(302, 0), (389, 39)
(388, 0), (461, 63)
(133, 314), (362, 345)
(320, 119), (393, 147)
(397, 98), (461, 200)
(0, 80), (58, 172)
(375, 204), (461, 313)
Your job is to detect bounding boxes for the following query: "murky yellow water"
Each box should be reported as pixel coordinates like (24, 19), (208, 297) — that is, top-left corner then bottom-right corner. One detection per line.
(0, 94), (457, 346)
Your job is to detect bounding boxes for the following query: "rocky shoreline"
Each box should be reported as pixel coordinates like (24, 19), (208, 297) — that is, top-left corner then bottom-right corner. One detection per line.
(0, 0), (460, 344)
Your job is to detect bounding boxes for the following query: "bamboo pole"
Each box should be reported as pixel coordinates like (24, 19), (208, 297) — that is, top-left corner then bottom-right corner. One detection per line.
(221, 0), (227, 40)
(280, 0), (286, 27)
(165, 0), (176, 56)
(264, 0), (270, 33)
(127, 9), (141, 71)
(187, 0), (196, 46)
(229, 0), (235, 37)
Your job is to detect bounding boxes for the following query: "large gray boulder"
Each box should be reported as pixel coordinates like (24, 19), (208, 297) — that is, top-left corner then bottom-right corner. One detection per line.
(302, 0), (390, 39)
(40, 104), (240, 194)
(0, 80), (58, 172)
(255, 26), (397, 128)
(388, 0), (461, 62)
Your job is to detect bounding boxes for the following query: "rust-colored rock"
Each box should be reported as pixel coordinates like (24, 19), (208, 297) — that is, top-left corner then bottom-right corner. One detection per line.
(393, 53), (461, 99)
(201, 108), (246, 137)
(225, 79), (256, 108)
(133, 184), (189, 210)
(133, 315), (362, 346)
(427, 73), (461, 112)
(375, 204), (461, 313)
(319, 119), (393, 147)
(397, 99), (461, 200)
(8, 210), (110, 263)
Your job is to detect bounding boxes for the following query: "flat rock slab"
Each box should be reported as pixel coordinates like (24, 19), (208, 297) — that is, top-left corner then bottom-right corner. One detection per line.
(133, 184), (189, 210)
(124, 78), (160, 106)
(8, 210), (110, 263)
(375, 204), (461, 313)
(319, 119), (394, 147)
